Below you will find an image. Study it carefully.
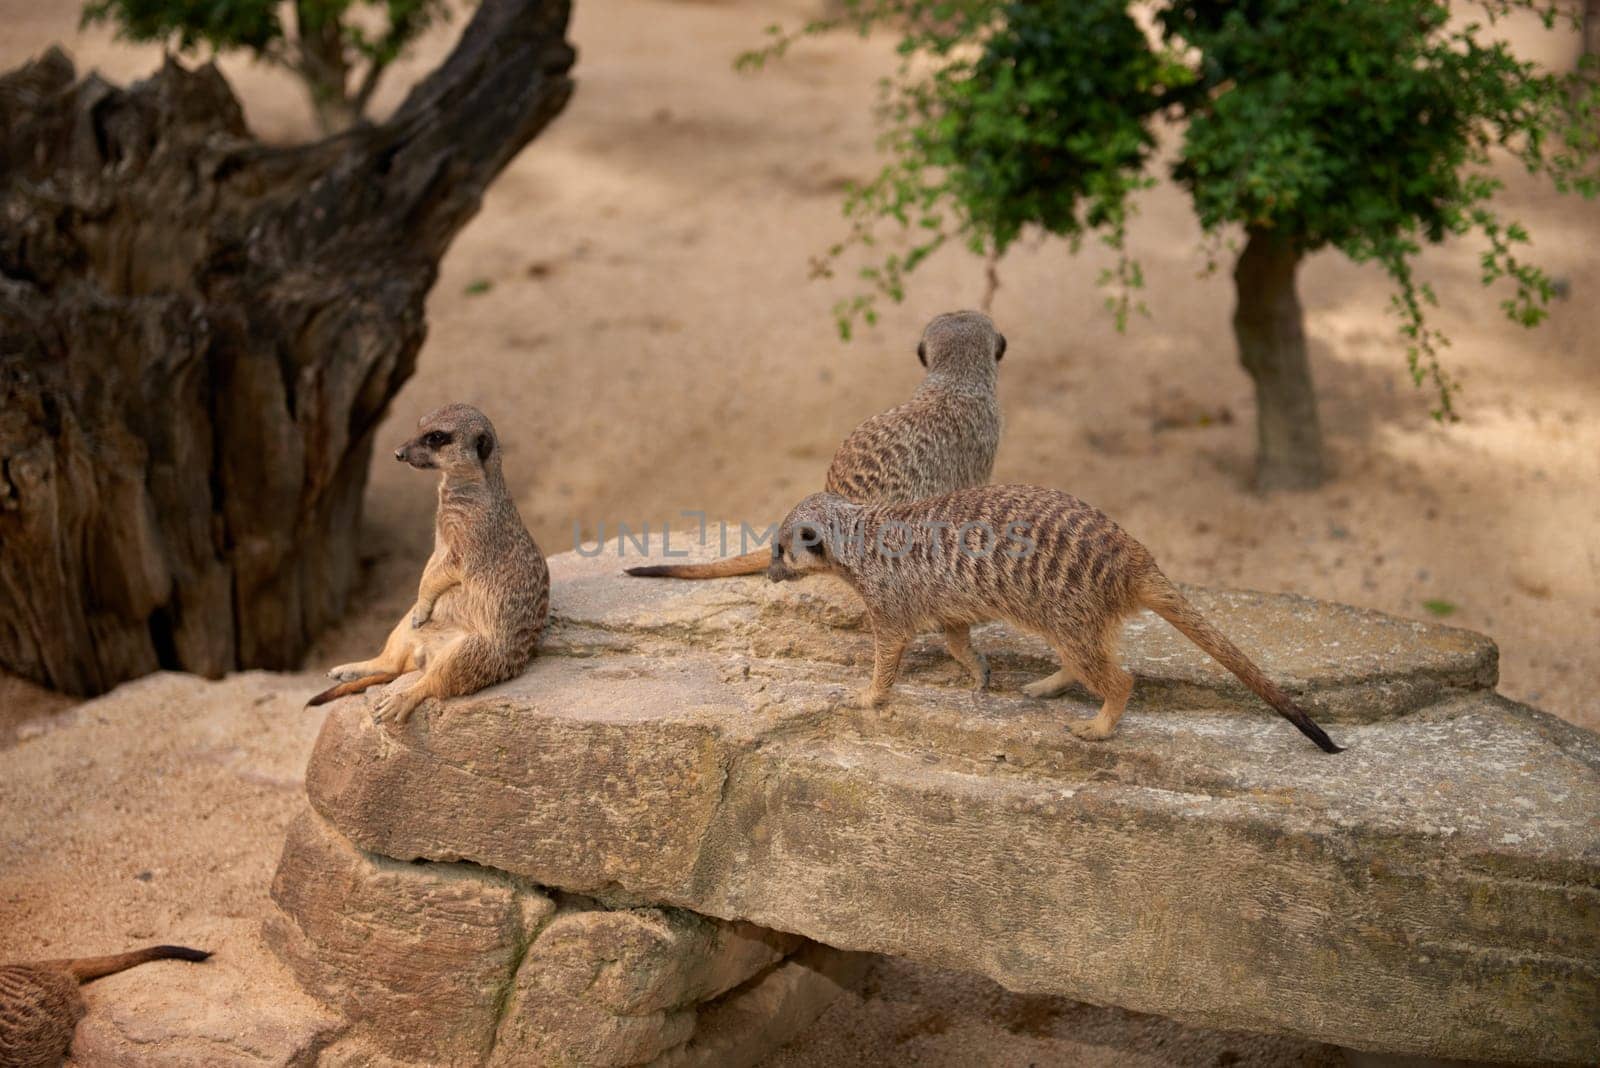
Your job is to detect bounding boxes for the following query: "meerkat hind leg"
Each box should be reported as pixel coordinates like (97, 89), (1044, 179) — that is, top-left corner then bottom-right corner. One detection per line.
(376, 632), (502, 728)
(943, 625), (989, 690)
(1066, 651), (1134, 742)
(328, 615), (421, 681)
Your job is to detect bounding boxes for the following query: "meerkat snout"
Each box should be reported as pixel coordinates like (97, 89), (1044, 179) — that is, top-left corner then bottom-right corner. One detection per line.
(393, 405), (503, 473)
(768, 509), (843, 583)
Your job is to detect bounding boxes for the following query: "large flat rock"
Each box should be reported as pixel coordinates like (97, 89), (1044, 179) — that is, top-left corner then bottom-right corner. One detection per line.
(301, 542), (1597, 1065)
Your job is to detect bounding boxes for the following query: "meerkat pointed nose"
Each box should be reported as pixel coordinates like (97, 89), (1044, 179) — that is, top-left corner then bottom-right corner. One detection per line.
(394, 447), (405, 462)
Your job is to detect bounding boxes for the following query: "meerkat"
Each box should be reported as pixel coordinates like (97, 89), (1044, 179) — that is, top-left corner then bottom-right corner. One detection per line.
(624, 310), (1005, 579)
(308, 404), (550, 727)
(766, 485), (1342, 753)
(0, 945), (210, 1067)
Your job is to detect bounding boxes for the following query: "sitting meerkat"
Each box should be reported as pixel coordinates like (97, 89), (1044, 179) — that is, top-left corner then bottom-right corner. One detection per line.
(309, 404), (549, 727)
(766, 485), (1342, 753)
(1, 945), (210, 1067)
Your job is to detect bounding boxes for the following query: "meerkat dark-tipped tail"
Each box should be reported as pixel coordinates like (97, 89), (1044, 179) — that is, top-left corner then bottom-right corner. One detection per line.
(624, 548), (771, 580)
(59, 945), (212, 984)
(306, 673), (400, 707)
(1138, 573), (1343, 754)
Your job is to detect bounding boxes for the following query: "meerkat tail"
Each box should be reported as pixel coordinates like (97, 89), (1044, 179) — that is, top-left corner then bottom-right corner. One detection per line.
(1138, 574), (1343, 754)
(624, 548), (771, 580)
(51, 946), (212, 983)
(306, 673), (401, 707)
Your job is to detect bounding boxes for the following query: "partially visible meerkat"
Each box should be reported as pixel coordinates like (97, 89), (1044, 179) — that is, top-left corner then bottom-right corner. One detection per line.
(767, 485), (1342, 753)
(309, 404), (549, 727)
(625, 310), (1005, 579)
(0, 944), (210, 1067)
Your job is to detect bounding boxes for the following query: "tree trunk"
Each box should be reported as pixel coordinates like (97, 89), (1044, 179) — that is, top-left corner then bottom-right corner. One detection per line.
(0, 0), (576, 696)
(295, 0), (359, 133)
(1231, 226), (1325, 491)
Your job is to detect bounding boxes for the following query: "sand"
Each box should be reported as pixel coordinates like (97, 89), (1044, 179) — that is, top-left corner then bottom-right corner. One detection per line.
(1, 0), (1596, 1063)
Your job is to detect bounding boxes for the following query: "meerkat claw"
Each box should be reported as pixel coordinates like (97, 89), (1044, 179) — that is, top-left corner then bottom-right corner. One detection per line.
(1068, 720), (1114, 741)
(374, 689), (416, 728)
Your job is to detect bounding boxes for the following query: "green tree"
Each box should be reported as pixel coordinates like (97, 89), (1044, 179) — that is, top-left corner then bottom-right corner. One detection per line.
(82, 0), (453, 133)
(742, 1), (1599, 490)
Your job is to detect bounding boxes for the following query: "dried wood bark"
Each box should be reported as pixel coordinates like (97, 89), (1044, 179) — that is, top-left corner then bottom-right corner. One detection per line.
(0, 0), (575, 695)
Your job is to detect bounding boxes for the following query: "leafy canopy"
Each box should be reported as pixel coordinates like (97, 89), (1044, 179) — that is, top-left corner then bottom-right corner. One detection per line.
(82, 0), (450, 93)
(739, 0), (1599, 415)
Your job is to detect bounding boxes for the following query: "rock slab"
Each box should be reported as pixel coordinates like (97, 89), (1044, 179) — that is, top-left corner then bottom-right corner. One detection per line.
(284, 543), (1597, 1065)
(269, 809), (865, 1066)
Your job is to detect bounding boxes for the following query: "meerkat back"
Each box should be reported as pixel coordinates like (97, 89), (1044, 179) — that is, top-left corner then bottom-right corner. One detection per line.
(0, 964), (84, 1068)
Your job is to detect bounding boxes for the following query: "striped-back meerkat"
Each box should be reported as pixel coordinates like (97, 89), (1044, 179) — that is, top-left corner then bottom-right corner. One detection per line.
(309, 404), (550, 727)
(0, 945), (210, 1067)
(625, 310), (1004, 579)
(767, 485), (1342, 753)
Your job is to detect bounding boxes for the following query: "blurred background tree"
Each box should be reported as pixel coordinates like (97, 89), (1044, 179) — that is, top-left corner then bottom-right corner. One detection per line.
(744, 0), (1599, 491)
(80, 0), (453, 132)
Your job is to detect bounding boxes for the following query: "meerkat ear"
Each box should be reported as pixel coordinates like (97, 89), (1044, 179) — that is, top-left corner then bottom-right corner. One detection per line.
(476, 433), (493, 462)
(994, 334), (1007, 362)
(917, 341), (927, 367)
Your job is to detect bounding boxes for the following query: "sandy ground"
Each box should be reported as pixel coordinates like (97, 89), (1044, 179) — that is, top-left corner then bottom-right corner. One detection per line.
(2, 0), (1597, 1063)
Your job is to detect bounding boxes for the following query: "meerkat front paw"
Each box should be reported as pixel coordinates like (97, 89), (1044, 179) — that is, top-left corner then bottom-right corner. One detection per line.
(411, 605), (432, 629)
(327, 662), (369, 682)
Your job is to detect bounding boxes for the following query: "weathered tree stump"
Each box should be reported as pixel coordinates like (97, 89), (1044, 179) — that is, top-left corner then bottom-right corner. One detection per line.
(0, 0), (575, 695)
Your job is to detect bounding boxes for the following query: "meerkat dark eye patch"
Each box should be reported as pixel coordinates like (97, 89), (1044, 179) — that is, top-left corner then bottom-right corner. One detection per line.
(476, 433), (492, 461)
(424, 431), (452, 448)
(917, 341), (927, 367)
(995, 334), (1007, 361)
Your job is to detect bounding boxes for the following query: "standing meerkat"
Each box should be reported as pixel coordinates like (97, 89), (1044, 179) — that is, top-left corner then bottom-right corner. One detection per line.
(767, 485), (1342, 753)
(625, 310), (1005, 579)
(0, 945), (210, 1067)
(309, 404), (549, 727)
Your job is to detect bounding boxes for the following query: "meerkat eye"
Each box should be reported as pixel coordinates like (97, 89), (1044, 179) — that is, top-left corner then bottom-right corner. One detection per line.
(917, 341), (927, 367)
(476, 433), (493, 461)
(994, 334), (1007, 362)
(424, 431), (451, 448)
